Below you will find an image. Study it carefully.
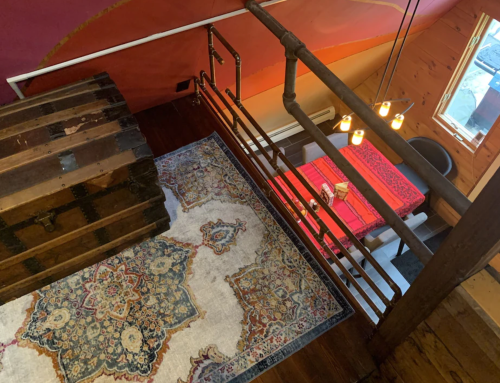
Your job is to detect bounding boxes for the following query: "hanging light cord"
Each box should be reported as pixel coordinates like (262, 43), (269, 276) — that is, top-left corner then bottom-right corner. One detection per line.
(372, 0), (412, 109)
(381, 0), (422, 102)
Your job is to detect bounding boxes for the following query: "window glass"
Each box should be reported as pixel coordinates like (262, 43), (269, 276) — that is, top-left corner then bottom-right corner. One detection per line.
(445, 19), (500, 139)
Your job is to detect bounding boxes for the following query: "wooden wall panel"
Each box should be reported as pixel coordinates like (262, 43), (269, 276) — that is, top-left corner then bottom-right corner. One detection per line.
(338, 0), (500, 226)
(441, 4), (478, 37)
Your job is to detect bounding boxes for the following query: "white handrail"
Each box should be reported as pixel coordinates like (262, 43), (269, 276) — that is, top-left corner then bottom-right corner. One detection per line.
(7, 0), (286, 99)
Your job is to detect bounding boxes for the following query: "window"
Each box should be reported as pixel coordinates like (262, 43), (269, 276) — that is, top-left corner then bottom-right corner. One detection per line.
(437, 15), (500, 148)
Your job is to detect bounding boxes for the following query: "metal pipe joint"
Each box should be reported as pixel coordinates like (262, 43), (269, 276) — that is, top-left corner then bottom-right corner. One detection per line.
(281, 32), (305, 59)
(210, 47), (225, 65)
(207, 24), (242, 103)
(226, 89), (241, 106)
(283, 96), (299, 114)
(193, 78), (202, 105)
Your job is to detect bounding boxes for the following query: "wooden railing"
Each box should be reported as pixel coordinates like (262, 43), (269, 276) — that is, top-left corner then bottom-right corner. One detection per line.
(194, 24), (403, 326)
(194, 5), (500, 360)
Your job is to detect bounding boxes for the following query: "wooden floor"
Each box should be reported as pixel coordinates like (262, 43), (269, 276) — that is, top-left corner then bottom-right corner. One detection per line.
(135, 94), (377, 383)
(135, 99), (214, 157)
(362, 276), (500, 383)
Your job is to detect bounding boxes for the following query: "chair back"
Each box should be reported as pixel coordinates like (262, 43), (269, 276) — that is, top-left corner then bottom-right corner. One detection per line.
(302, 133), (348, 164)
(407, 137), (453, 177)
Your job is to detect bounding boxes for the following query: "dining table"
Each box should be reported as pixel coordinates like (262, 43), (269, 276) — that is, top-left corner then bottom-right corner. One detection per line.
(270, 140), (425, 257)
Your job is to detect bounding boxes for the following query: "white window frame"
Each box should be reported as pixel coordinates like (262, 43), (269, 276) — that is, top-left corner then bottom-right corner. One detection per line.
(434, 14), (497, 151)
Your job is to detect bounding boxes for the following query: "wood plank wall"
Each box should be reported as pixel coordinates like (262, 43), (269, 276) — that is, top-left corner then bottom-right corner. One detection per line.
(336, 0), (500, 226)
(364, 271), (500, 383)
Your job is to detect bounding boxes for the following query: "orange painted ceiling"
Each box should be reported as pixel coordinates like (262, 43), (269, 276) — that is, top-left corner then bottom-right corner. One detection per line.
(2, 0), (460, 112)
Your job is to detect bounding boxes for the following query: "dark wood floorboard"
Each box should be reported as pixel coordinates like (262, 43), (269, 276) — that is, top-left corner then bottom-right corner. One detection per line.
(135, 94), (376, 383)
(135, 98), (214, 157)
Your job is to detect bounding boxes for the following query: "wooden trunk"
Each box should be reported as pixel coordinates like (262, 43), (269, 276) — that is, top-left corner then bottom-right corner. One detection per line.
(0, 73), (170, 303)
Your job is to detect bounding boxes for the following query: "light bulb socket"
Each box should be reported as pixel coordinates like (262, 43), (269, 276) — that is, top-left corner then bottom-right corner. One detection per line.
(352, 130), (364, 145)
(379, 101), (391, 117)
(340, 115), (352, 132)
(391, 114), (404, 130)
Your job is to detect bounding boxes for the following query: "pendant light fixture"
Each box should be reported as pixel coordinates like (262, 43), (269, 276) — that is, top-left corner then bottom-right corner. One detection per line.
(331, 0), (421, 145)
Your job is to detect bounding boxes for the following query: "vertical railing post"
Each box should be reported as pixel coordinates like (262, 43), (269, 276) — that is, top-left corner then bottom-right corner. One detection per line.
(193, 77), (201, 105)
(207, 27), (216, 85)
(235, 55), (242, 103)
(283, 43), (300, 101)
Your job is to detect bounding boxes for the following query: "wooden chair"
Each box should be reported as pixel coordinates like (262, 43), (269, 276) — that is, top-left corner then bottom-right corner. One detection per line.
(395, 137), (453, 196)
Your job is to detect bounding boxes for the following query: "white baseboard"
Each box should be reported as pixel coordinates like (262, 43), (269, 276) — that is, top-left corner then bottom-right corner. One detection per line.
(244, 106), (336, 152)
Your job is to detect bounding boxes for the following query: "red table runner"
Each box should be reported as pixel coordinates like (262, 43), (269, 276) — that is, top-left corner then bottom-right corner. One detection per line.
(270, 140), (425, 256)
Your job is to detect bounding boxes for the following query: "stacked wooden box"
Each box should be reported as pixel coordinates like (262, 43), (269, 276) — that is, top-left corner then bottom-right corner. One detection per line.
(0, 73), (170, 303)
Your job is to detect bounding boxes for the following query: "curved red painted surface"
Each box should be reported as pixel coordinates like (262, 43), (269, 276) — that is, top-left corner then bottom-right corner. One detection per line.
(0, 0), (118, 105)
(4, 0), (459, 111)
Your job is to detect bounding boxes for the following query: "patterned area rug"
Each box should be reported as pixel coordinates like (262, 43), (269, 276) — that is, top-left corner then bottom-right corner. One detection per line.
(0, 133), (352, 383)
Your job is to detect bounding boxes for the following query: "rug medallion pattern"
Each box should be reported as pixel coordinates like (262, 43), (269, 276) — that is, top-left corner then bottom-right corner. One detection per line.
(200, 219), (247, 255)
(16, 237), (201, 383)
(0, 133), (352, 383)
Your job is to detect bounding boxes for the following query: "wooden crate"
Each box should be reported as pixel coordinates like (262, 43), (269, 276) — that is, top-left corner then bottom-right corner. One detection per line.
(0, 73), (170, 303)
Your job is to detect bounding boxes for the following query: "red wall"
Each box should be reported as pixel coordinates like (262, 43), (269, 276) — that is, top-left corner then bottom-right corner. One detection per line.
(0, 0), (118, 106)
(2, 0), (460, 112)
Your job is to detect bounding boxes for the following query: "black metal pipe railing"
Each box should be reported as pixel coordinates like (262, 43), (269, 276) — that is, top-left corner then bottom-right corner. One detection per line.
(245, 0), (471, 219)
(193, 27), (416, 324)
(208, 25), (242, 103)
(197, 89), (378, 327)
(196, 78), (384, 323)
(282, 54), (434, 264)
(225, 89), (402, 304)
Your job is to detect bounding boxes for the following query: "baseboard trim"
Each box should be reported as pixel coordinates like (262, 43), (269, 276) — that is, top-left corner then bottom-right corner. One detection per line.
(244, 106), (336, 152)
